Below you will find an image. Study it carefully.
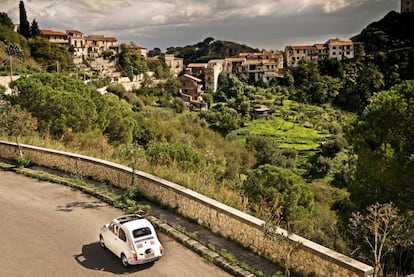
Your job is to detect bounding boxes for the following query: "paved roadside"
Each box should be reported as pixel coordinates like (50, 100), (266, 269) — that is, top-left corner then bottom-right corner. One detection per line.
(0, 159), (284, 277)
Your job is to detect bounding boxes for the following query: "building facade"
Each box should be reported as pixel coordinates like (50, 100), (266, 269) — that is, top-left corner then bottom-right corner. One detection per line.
(178, 74), (207, 111)
(124, 43), (147, 58)
(66, 30), (86, 58)
(285, 38), (354, 67)
(40, 29), (68, 45)
(164, 54), (184, 76)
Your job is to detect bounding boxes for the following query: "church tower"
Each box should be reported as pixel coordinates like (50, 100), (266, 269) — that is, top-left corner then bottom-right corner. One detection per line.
(401, 0), (414, 13)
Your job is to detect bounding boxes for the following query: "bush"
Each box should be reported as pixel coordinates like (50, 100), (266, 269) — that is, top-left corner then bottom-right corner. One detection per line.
(147, 142), (203, 171)
(320, 136), (347, 157)
(17, 155), (30, 168)
(106, 83), (126, 98)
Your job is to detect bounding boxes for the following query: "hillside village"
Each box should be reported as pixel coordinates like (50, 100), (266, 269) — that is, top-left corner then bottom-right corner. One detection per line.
(18, 25), (360, 111)
(2, 0), (413, 111)
(8, 1), (413, 112)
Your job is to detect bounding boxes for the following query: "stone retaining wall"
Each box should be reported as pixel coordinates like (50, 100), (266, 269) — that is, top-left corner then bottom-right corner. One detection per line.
(0, 141), (374, 277)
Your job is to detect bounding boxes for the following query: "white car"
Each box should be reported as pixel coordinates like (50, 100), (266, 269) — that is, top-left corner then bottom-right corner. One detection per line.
(99, 214), (164, 267)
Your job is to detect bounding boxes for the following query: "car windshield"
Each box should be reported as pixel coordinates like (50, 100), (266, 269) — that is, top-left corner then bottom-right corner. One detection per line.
(132, 227), (152, 238)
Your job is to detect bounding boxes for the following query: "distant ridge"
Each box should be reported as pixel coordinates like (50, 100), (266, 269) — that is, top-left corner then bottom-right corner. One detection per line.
(165, 37), (259, 65)
(351, 11), (414, 52)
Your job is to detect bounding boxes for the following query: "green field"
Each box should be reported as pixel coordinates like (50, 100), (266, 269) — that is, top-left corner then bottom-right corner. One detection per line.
(235, 117), (327, 151)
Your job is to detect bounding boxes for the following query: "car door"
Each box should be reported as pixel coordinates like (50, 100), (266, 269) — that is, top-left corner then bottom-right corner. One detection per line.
(104, 223), (119, 255)
(112, 226), (130, 258)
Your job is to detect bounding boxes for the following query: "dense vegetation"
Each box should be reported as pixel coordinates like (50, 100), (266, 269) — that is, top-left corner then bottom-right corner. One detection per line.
(1, 8), (414, 276)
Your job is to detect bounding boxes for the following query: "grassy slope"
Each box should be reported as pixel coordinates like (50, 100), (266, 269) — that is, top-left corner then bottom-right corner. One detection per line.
(236, 117), (324, 150)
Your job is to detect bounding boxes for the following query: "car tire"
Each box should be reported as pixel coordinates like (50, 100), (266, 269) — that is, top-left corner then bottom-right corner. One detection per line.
(99, 235), (106, 249)
(121, 253), (129, 268)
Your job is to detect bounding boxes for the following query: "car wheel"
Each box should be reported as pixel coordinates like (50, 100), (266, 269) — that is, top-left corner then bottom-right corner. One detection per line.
(99, 235), (106, 248)
(121, 253), (129, 267)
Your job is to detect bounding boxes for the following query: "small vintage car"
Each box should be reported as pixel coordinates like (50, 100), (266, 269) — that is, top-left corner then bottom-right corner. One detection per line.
(99, 213), (164, 267)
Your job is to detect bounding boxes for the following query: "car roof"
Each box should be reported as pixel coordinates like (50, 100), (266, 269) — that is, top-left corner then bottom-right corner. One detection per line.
(113, 214), (153, 231)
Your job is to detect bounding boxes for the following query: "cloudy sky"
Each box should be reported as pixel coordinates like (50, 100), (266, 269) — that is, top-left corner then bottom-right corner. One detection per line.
(1, 0), (400, 51)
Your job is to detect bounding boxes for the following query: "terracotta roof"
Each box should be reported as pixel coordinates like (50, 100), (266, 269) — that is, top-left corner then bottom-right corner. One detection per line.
(41, 29), (67, 37)
(326, 39), (353, 45)
(291, 45), (312, 50)
(66, 30), (83, 35)
(105, 37), (117, 42)
(314, 44), (326, 50)
(85, 35), (105, 41)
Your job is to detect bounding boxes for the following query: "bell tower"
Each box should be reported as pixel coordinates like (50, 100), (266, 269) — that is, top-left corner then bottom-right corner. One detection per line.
(401, 0), (414, 13)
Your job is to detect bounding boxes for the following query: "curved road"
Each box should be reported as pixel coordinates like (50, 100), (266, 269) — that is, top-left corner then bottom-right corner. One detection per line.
(0, 170), (232, 277)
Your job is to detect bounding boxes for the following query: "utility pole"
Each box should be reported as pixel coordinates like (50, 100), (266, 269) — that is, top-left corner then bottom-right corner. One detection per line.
(9, 54), (13, 82)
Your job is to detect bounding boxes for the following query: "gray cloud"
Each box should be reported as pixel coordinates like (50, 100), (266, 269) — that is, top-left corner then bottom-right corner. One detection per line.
(1, 0), (400, 50)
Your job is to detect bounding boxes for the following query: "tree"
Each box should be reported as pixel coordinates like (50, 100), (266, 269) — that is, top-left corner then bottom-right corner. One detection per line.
(293, 60), (343, 104)
(148, 47), (161, 57)
(347, 80), (414, 211)
(30, 19), (41, 38)
(242, 164), (314, 230)
(10, 73), (109, 138)
(118, 44), (148, 80)
(0, 12), (14, 29)
(203, 37), (215, 46)
(0, 102), (37, 159)
(19, 1), (31, 39)
(200, 105), (242, 136)
(246, 135), (297, 168)
(103, 93), (136, 145)
(28, 37), (74, 72)
(117, 143), (146, 185)
(349, 202), (399, 277)
(337, 62), (385, 113)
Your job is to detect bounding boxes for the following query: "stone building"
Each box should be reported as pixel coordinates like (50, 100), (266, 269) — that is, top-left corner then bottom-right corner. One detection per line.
(178, 74), (207, 111)
(164, 54), (184, 76)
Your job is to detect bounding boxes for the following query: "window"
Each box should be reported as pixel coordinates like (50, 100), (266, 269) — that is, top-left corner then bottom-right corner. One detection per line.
(118, 228), (127, 242)
(109, 223), (118, 234)
(133, 227), (152, 238)
(333, 52), (336, 55)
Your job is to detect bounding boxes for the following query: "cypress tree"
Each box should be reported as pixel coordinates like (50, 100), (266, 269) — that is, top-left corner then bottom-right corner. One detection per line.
(19, 1), (31, 38)
(30, 19), (41, 37)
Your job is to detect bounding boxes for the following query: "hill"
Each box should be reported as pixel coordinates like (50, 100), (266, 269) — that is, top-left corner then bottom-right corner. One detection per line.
(352, 11), (414, 52)
(165, 37), (259, 65)
(351, 10), (414, 82)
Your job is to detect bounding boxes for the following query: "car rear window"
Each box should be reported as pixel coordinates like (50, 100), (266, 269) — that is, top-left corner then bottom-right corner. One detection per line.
(132, 227), (152, 238)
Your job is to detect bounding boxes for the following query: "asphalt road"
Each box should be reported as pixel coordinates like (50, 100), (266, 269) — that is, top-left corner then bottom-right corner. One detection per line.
(0, 170), (232, 277)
